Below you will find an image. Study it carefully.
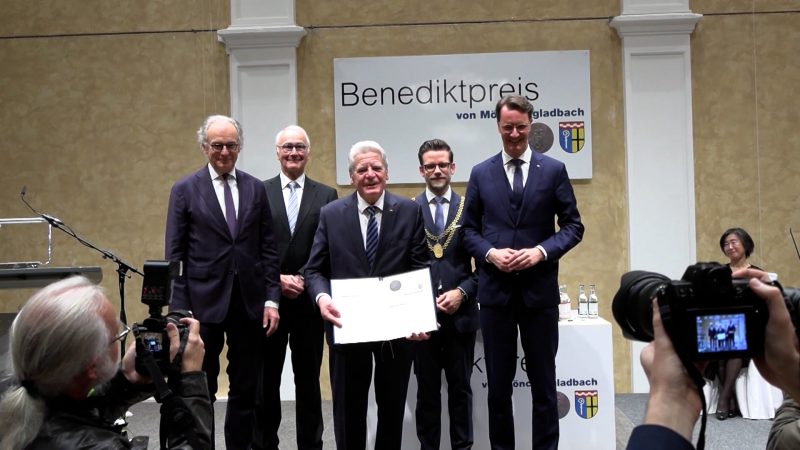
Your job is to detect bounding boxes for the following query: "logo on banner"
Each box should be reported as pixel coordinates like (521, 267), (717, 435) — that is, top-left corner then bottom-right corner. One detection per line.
(556, 391), (570, 419)
(559, 121), (585, 153)
(574, 390), (598, 419)
(529, 122), (554, 153)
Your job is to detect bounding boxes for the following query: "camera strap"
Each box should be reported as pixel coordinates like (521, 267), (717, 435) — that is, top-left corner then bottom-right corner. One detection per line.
(660, 302), (708, 450)
(136, 330), (205, 449)
(168, 327), (188, 376)
(676, 352), (709, 450)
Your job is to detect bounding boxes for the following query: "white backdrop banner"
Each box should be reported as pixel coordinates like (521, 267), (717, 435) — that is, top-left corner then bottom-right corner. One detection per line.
(333, 50), (592, 185)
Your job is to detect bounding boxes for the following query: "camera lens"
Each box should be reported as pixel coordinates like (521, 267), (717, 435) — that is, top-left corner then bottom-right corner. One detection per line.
(612, 271), (670, 342)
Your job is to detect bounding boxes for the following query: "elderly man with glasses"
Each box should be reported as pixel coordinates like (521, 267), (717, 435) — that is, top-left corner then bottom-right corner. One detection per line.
(165, 114), (282, 450)
(254, 125), (338, 450)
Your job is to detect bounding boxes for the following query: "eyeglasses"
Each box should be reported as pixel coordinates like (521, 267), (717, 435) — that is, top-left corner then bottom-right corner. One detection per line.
(422, 162), (453, 173)
(278, 143), (308, 153)
(499, 123), (531, 134)
(208, 142), (240, 153)
(111, 322), (131, 344)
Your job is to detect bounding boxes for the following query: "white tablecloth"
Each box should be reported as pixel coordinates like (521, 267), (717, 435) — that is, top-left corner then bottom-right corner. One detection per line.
(367, 313), (616, 449)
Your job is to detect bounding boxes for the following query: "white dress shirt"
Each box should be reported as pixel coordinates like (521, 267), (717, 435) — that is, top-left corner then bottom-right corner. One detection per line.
(356, 192), (385, 248)
(279, 172), (306, 211)
(208, 164), (238, 221)
(425, 186), (452, 223)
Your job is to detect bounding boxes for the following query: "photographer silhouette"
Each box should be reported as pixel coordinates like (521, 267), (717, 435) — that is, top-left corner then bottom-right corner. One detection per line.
(625, 269), (800, 450)
(0, 276), (212, 450)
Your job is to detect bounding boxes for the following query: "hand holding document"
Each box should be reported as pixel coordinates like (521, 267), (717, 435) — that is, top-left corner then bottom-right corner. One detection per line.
(330, 267), (437, 344)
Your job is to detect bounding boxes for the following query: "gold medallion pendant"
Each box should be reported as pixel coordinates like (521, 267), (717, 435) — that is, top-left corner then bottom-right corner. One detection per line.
(433, 243), (444, 258)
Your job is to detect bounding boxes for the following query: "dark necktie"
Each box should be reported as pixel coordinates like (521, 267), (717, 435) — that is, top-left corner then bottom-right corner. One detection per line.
(510, 159), (524, 210)
(433, 196), (445, 235)
(222, 173), (237, 237)
(365, 206), (379, 268)
(287, 181), (299, 235)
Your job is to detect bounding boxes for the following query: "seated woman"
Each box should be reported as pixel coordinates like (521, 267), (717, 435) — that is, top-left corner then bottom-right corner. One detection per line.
(709, 227), (761, 420)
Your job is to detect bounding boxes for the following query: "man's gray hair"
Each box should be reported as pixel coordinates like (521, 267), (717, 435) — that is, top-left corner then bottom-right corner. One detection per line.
(0, 276), (110, 450)
(348, 140), (388, 174)
(196, 115), (244, 150)
(275, 125), (311, 151)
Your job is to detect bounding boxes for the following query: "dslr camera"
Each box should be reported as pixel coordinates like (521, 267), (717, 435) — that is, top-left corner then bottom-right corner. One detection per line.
(612, 262), (768, 360)
(133, 260), (191, 374)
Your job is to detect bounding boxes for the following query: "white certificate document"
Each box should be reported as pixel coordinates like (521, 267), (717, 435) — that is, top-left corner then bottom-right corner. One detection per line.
(330, 267), (437, 344)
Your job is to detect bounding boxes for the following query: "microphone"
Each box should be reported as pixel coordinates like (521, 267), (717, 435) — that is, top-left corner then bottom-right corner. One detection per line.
(19, 186), (64, 226)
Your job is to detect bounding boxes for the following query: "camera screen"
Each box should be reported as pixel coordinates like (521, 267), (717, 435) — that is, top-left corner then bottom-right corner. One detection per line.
(140, 331), (164, 353)
(695, 313), (748, 354)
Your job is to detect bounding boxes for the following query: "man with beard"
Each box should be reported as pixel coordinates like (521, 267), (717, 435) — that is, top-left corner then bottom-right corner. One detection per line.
(0, 276), (212, 449)
(413, 138), (479, 450)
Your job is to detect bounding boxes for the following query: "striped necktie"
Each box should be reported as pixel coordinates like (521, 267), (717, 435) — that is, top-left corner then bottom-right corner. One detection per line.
(365, 205), (379, 267)
(287, 181), (299, 235)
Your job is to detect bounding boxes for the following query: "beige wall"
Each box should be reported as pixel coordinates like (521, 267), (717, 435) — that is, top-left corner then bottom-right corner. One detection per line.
(2, 0), (798, 398)
(691, 3), (800, 284)
(0, 1), (231, 387)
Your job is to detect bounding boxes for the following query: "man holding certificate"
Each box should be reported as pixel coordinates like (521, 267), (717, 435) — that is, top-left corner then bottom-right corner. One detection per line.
(305, 140), (430, 450)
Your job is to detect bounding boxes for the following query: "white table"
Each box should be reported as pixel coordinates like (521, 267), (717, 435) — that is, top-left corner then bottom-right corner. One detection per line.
(367, 314), (616, 449)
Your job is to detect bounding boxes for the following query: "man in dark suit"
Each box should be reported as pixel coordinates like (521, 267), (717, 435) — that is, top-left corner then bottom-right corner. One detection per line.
(256, 125), (337, 450)
(413, 138), (479, 450)
(305, 140), (429, 450)
(463, 95), (584, 450)
(165, 114), (281, 450)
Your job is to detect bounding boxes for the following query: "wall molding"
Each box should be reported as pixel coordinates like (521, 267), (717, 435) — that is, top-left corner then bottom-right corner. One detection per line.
(218, 25), (305, 53)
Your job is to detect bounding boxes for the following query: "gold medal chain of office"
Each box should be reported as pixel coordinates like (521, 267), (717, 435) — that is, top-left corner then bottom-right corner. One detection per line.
(424, 200), (464, 255)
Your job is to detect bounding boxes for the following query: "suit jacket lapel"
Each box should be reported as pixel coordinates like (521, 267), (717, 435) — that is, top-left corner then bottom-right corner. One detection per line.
(415, 194), (435, 232)
(375, 192), (399, 274)
(446, 192), (461, 227)
(488, 154), (516, 223)
(295, 178), (318, 233)
(195, 168), (230, 236)
(235, 173), (250, 236)
(516, 152), (543, 223)
(342, 193), (370, 269)
(265, 177), (290, 239)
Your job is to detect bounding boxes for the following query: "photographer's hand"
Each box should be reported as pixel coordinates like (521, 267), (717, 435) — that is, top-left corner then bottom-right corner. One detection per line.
(167, 317), (205, 372)
(641, 299), (704, 443)
(741, 275), (800, 402)
(121, 341), (150, 385)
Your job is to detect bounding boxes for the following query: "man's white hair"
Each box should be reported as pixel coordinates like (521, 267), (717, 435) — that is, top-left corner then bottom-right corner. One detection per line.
(0, 276), (109, 450)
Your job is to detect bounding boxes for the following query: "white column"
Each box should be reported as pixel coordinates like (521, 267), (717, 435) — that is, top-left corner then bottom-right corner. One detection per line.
(610, 1), (701, 392)
(218, 0), (305, 181)
(218, 0), (304, 399)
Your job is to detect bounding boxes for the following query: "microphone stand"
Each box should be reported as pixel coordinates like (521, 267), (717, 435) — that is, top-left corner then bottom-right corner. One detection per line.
(20, 187), (142, 355)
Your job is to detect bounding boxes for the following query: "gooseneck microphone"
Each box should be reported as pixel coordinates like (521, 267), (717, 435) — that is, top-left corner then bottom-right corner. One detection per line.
(20, 186), (65, 226)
